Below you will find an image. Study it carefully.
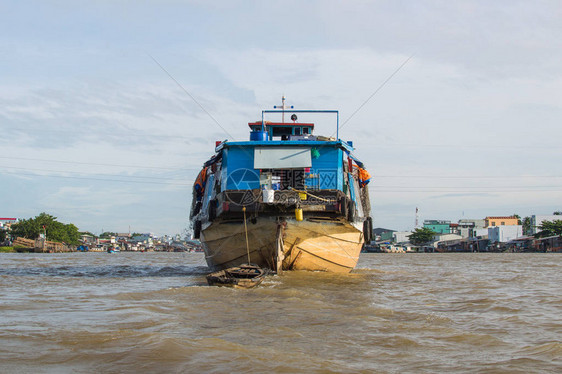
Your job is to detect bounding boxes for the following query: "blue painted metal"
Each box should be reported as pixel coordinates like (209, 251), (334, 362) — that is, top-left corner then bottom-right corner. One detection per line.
(222, 142), (347, 193)
(224, 139), (353, 151)
(250, 131), (268, 141)
(202, 174), (215, 211)
(346, 152), (364, 168)
(305, 146), (343, 190)
(223, 146), (260, 190)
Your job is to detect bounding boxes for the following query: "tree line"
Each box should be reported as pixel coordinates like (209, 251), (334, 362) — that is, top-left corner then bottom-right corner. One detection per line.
(1, 213), (148, 246)
(8, 213), (80, 245)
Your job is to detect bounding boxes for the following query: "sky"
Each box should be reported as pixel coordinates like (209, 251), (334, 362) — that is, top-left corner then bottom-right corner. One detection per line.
(1, 0), (561, 236)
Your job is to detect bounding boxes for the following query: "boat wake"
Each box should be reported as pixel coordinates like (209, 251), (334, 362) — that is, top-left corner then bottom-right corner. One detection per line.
(0, 265), (210, 278)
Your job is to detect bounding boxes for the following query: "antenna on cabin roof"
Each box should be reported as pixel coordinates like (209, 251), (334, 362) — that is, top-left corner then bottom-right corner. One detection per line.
(273, 95), (294, 123)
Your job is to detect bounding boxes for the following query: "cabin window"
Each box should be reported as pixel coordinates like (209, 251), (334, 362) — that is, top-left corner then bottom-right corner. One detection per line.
(303, 127), (309, 134)
(294, 127), (301, 135)
(271, 127), (293, 138)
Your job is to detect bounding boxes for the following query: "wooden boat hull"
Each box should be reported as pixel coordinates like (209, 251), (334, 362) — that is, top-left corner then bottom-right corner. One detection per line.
(206, 264), (265, 289)
(200, 217), (363, 273)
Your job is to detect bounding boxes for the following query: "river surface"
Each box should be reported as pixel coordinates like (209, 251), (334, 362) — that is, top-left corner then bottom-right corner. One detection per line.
(0, 252), (560, 373)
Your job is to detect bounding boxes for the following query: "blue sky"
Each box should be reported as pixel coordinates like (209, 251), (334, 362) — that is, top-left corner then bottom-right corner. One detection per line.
(1, 0), (561, 235)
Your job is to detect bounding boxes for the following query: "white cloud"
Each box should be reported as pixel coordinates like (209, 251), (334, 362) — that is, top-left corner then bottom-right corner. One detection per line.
(1, 0), (562, 233)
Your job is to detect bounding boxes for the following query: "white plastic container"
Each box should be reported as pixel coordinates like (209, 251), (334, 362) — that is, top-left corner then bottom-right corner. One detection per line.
(262, 189), (275, 203)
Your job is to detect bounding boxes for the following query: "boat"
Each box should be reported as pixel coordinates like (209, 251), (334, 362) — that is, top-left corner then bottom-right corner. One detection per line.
(206, 263), (266, 288)
(362, 243), (383, 253)
(190, 98), (373, 273)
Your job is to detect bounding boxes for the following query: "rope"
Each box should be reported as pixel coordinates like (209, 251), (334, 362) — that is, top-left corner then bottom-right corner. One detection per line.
(288, 187), (334, 203)
(243, 206), (251, 264)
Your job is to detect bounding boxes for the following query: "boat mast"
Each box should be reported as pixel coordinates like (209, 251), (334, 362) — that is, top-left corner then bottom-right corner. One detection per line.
(273, 95), (293, 123)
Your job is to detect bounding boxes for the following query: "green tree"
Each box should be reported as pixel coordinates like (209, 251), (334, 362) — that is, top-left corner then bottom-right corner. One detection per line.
(553, 211), (562, 215)
(0, 228), (6, 243)
(535, 220), (562, 238)
(10, 217), (41, 239)
(513, 214), (522, 225)
(408, 227), (437, 246)
(10, 213), (80, 245)
(522, 216), (532, 236)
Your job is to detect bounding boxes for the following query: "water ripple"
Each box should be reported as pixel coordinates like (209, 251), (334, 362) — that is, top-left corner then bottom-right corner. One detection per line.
(0, 252), (560, 373)
(0, 264), (209, 278)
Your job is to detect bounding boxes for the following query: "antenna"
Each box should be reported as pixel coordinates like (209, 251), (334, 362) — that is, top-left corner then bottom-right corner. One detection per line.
(148, 53), (234, 140)
(273, 95), (294, 123)
(334, 53), (414, 138)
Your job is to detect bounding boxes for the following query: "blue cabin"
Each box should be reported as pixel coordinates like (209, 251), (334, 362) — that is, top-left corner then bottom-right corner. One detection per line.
(214, 120), (357, 196)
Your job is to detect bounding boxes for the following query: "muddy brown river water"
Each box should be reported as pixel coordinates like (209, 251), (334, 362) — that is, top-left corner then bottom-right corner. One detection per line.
(0, 252), (560, 373)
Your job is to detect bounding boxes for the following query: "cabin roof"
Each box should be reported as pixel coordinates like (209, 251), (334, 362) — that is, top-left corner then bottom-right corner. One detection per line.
(218, 139), (354, 153)
(248, 121), (314, 128)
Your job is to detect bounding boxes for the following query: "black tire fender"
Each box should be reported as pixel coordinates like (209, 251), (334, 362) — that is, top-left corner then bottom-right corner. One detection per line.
(363, 217), (373, 243)
(192, 201), (202, 217)
(348, 201), (356, 222)
(208, 199), (217, 221)
(193, 220), (202, 239)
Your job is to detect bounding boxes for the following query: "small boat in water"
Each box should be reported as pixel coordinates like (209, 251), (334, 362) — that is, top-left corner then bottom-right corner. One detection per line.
(206, 263), (266, 289)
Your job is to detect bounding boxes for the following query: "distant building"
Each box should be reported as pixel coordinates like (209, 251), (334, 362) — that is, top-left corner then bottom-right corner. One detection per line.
(488, 225), (523, 242)
(393, 231), (413, 244)
(115, 233), (132, 241)
(423, 220), (451, 234)
(80, 234), (95, 244)
(474, 228), (489, 237)
(433, 233), (464, 248)
(449, 223), (459, 234)
(373, 228), (395, 242)
(458, 219), (486, 238)
(530, 215), (561, 235)
(485, 216), (518, 227)
(0, 218), (18, 229)
(132, 234), (154, 247)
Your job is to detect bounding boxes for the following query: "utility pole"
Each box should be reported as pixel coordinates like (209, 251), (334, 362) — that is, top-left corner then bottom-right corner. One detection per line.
(42, 225), (47, 252)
